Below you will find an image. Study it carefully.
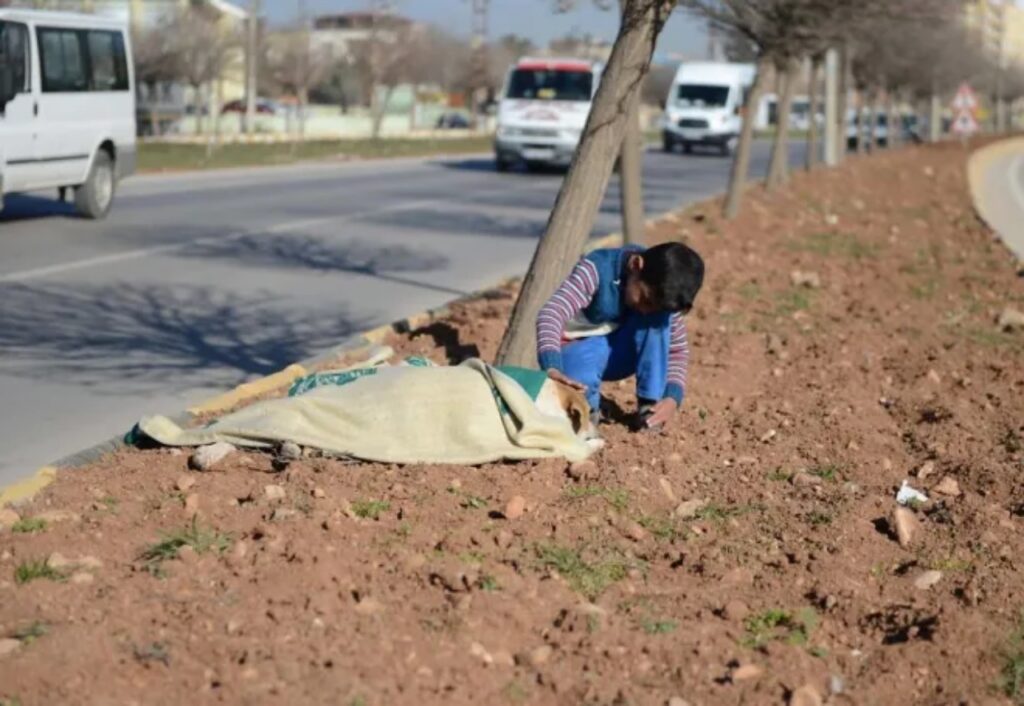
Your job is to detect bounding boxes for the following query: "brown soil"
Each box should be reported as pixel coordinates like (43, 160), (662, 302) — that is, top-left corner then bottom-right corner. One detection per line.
(2, 143), (1023, 706)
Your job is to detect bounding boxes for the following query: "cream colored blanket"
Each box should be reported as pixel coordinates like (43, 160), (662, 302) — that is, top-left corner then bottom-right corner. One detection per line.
(138, 359), (593, 465)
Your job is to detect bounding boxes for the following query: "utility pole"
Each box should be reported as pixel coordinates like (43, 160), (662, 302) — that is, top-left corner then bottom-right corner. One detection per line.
(823, 48), (838, 166)
(244, 0), (261, 136)
(469, 0), (489, 129)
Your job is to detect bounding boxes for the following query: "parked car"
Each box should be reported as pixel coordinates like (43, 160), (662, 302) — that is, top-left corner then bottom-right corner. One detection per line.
(0, 8), (136, 218)
(662, 61), (755, 156)
(221, 98), (277, 115)
(436, 112), (470, 129)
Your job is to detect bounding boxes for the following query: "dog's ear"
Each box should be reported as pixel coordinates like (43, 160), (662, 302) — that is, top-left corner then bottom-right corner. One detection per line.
(563, 390), (591, 434)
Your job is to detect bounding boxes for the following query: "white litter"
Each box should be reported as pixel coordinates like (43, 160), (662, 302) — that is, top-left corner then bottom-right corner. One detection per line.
(896, 480), (929, 506)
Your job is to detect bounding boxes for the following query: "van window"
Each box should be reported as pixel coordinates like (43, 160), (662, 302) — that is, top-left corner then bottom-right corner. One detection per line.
(0, 21), (30, 94)
(38, 28), (87, 92)
(676, 84), (729, 108)
(507, 68), (593, 102)
(86, 30), (128, 91)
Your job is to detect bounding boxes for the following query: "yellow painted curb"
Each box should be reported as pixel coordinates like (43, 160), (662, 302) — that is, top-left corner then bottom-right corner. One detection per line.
(0, 466), (57, 509)
(187, 363), (308, 416)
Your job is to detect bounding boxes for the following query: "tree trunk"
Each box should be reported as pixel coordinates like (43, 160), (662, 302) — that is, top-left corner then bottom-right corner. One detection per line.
(192, 83), (203, 137)
(887, 92), (899, 149)
(929, 89), (941, 142)
(806, 55), (820, 171)
(836, 42), (850, 163)
(299, 86), (308, 141)
(856, 90), (869, 154)
(618, 89), (646, 245)
(723, 55), (770, 219)
(766, 59), (796, 190)
(494, 0), (674, 368)
(371, 85), (394, 139)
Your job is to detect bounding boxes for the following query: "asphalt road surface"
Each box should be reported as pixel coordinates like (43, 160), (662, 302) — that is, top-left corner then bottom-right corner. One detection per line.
(0, 140), (805, 485)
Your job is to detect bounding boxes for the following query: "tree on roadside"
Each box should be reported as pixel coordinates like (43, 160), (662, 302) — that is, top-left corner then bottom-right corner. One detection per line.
(495, 0), (676, 368)
(132, 19), (183, 137)
(171, 6), (240, 139)
(263, 15), (334, 145)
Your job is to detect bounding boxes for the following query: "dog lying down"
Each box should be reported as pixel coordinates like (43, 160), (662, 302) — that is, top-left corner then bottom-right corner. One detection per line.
(138, 357), (602, 465)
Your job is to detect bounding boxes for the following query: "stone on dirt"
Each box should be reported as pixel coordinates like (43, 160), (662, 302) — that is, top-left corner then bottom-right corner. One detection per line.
(933, 477), (962, 497)
(893, 507), (920, 548)
(70, 571), (95, 585)
(996, 307), (1024, 332)
(916, 461), (935, 480)
(732, 663), (764, 681)
(175, 475), (196, 492)
(913, 570), (943, 590)
(190, 442), (237, 471)
(567, 460), (597, 481)
(790, 270), (822, 288)
(0, 508), (20, 531)
(504, 495), (526, 520)
(790, 685), (823, 706)
(0, 638), (21, 658)
(35, 509), (80, 524)
(674, 498), (708, 519)
(791, 472), (823, 488)
(723, 599), (750, 621)
(264, 485), (287, 501)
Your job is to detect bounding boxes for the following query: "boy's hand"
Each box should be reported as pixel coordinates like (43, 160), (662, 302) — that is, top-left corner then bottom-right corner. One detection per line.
(644, 398), (677, 430)
(547, 368), (586, 392)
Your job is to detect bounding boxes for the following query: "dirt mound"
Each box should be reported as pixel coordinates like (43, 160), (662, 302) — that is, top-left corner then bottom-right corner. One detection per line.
(1, 143), (1022, 706)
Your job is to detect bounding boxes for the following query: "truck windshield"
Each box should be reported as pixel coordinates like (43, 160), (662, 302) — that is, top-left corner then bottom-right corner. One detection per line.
(676, 84), (729, 108)
(506, 68), (593, 102)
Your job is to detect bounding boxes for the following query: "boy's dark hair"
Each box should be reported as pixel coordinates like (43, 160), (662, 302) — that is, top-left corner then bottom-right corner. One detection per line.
(639, 242), (705, 314)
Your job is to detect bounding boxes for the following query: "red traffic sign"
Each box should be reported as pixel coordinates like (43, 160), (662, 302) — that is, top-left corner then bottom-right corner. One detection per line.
(951, 109), (978, 136)
(952, 82), (978, 112)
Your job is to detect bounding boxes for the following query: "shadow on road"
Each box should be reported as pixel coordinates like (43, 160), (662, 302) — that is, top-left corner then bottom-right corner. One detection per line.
(178, 233), (466, 298)
(360, 207), (546, 240)
(0, 281), (374, 389)
(434, 157), (567, 177)
(0, 194), (78, 222)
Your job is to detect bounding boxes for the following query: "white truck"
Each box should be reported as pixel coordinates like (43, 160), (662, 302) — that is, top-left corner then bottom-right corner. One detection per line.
(662, 61), (755, 156)
(0, 9), (136, 219)
(494, 57), (601, 171)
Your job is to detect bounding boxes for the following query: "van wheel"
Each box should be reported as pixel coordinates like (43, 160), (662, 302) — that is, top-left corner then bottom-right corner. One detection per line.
(75, 151), (115, 220)
(720, 136), (738, 156)
(662, 132), (676, 153)
(682, 142), (693, 154)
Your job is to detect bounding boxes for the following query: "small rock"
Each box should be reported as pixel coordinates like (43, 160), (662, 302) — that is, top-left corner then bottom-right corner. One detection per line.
(823, 594), (838, 610)
(893, 507), (920, 548)
(278, 441), (302, 461)
(492, 650), (515, 667)
(997, 307), (1024, 332)
(184, 493), (200, 515)
(723, 599), (750, 621)
(312, 487), (326, 499)
(264, 485), (287, 501)
(270, 507), (298, 521)
(732, 663), (764, 681)
(916, 461), (935, 480)
(829, 674), (845, 695)
(70, 571), (94, 585)
(824, 213), (839, 226)
(760, 429), (777, 443)
(47, 552), (72, 569)
(504, 495), (526, 520)
(0, 508), (21, 530)
(913, 570), (943, 590)
(674, 498), (708, 519)
(178, 545), (198, 564)
(494, 529), (514, 550)
(790, 684), (823, 706)
(175, 475), (196, 492)
(933, 477), (962, 497)
(0, 638), (21, 657)
(189, 442), (237, 472)
(528, 644), (553, 667)
(791, 472), (823, 488)
(926, 369), (942, 385)
(78, 555), (103, 570)
(658, 477), (676, 503)
(567, 460), (597, 481)
(620, 520), (647, 542)
(765, 332), (785, 355)
(35, 509), (80, 524)
(790, 270), (822, 289)
(469, 641), (493, 665)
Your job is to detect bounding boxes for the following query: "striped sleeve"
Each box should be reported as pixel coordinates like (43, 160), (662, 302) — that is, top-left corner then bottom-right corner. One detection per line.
(664, 313), (690, 405)
(536, 258), (600, 372)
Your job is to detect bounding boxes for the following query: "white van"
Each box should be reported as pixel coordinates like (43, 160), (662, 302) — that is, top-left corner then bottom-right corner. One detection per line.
(0, 9), (135, 219)
(494, 57), (601, 171)
(662, 62), (755, 156)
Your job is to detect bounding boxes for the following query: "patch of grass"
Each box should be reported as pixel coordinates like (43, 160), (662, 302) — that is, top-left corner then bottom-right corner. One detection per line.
(999, 614), (1024, 703)
(479, 574), (501, 592)
(695, 503), (759, 523)
(138, 135), (495, 173)
(641, 618), (678, 635)
(132, 641), (170, 667)
(637, 514), (685, 542)
(767, 468), (793, 482)
(774, 288), (813, 317)
(100, 496), (119, 510)
(791, 230), (877, 260)
(809, 464), (839, 482)
(0, 698), (22, 706)
(501, 680), (530, 704)
(698, 408), (708, 421)
(350, 697), (367, 706)
(910, 278), (939, 300)
(564, 485), (630, 512)
(351, 499), (390, 520)
(10, 621), (47, 644)
(738, 282), (762, 301)
(461, 494), (488, 510)
(458, 551), (485, 565)
(14, 559), (66, 585)
(741, 607), (819, 649)
(535, 543), (630, 600)
(807, 510), (833, 526)
(928, 556), (972, 572)
(138, 517), (231, 574)
(962, 326), (1023, 351)
(11, 518), (47, 534)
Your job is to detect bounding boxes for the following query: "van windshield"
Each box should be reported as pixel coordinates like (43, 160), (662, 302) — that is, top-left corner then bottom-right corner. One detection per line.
(675, 84), (729, 108)
(506, 68), (593, 102)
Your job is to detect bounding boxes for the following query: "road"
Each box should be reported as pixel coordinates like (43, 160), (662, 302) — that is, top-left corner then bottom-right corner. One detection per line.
(971, 138), (1024, 263)
(0, 141), (805, 485)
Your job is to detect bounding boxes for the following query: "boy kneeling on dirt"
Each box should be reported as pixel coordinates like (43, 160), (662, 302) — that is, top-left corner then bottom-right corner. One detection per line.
(537, 242), (705, 431)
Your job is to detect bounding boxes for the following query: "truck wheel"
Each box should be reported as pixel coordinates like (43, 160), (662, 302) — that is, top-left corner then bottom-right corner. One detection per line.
(75, 151), (115, 220)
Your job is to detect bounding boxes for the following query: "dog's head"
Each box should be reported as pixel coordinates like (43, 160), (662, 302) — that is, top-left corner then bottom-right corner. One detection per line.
(536, 377), (595, 439)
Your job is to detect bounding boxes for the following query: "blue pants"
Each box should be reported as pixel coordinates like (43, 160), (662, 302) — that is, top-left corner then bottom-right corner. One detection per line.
(560, 313), (670, 411)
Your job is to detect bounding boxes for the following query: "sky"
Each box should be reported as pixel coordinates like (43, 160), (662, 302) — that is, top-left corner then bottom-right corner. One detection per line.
(263, 0), (708, 62)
